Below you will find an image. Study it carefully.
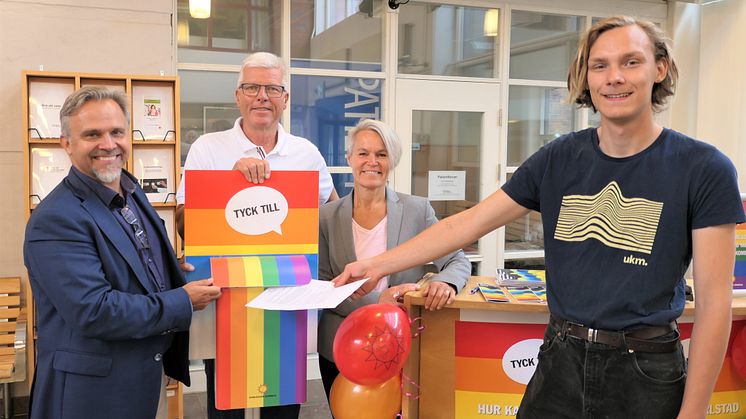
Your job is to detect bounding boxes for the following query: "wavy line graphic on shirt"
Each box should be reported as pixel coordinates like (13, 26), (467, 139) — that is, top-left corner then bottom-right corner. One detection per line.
(554, 181), (663, 254)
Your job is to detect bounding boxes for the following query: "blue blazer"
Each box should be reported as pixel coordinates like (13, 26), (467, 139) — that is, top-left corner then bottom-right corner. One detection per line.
(24, 169), (193, 419)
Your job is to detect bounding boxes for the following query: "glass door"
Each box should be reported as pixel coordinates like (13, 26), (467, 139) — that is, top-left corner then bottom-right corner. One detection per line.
(393, 78), (501, 275)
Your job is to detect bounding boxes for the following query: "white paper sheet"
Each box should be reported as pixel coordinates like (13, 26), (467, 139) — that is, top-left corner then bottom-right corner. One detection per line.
(246, 279), (366, 311)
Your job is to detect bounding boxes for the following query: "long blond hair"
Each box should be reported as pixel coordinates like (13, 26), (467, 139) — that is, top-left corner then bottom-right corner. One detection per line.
(567, 16), (678, 112)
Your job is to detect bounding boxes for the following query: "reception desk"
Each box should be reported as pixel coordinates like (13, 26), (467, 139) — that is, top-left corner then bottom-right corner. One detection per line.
(402, 276), (746, 419)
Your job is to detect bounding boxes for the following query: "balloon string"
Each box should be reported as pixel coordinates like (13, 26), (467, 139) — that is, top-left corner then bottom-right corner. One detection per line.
(401, 371), (421, 400)
(395, 372), (422, 419)
(409, 316), (425, 339)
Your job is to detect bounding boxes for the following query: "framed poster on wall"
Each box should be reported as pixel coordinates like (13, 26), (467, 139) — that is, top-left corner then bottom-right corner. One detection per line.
(133, 146), (175, 203)
(28, 79), (75, 139)
(30, 145), (71, 204)
(132, 82), (175, 140)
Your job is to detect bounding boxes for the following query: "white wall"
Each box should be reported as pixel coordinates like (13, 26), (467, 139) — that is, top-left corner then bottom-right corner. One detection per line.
(0, 0), (176, 395)
(695, 0), (746, 190)
(667, 1), (701, 139)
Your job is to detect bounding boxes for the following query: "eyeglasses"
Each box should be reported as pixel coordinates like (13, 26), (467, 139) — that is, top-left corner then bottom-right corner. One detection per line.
(120, 206), (150, 250)
(238, 83), (285, 98)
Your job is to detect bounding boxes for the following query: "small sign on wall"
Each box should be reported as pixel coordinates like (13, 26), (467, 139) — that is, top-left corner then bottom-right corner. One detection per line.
(428, 170), (466, 201)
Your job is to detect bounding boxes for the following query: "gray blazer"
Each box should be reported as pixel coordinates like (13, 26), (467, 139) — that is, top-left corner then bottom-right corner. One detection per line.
(317, 187), (471, 361)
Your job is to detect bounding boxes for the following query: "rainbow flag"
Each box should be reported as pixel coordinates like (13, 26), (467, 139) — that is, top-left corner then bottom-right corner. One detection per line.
(184, 170), (318, 409)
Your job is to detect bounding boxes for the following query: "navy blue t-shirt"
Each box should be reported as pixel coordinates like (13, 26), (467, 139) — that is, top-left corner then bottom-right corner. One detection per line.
(503, 128), (745, 330)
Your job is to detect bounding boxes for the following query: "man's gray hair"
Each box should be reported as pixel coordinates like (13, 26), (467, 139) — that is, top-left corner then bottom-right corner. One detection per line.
(237, 52), (289, 88)
(60, 86), (130, 139)
(346, 119), (403, 169)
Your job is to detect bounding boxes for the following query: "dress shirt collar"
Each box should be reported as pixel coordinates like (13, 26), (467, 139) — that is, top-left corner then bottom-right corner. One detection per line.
(232, 117), (289, 157)
(70, 166), (136, 208)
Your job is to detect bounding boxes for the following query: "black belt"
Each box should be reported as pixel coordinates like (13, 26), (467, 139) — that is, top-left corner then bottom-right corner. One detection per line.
(550, 315), (679, 353)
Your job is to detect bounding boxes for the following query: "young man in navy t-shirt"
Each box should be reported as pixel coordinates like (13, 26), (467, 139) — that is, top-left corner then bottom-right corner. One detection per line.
(333, 16), (744, 418)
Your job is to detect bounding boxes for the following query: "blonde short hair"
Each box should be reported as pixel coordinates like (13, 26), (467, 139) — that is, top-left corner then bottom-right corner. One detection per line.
(346, 119), (402, 169)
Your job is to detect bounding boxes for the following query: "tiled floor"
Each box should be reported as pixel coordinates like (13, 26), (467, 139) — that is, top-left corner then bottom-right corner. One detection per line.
(184, 379), (333, 419)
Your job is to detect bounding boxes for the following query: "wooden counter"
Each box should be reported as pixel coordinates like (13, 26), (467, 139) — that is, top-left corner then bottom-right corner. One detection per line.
(408, 276), (746, 315)
(401, 276), (746, 419)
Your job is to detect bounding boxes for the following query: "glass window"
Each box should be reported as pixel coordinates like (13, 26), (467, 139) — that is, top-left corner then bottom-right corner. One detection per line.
(505, 211), (544, 252)
(212, 7), (250, 50)
(177, 0), (280, 63)
(504, 173), (544, 254)
(291, 0), (383, 71)
(290, 75), (383, 167)
(332, 172), (354, 197)
(505, 257), (545, 270)
(178, 70), (242, 165)
(410, 110), (481, 254)
(509, 11), (582, 81)
(398, 3), (498, 78)
(507, 85), (576, 166)
(177, 3), (208, 48)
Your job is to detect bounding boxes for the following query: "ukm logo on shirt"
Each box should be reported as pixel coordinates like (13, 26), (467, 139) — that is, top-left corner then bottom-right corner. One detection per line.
(554, 181), (663, 264)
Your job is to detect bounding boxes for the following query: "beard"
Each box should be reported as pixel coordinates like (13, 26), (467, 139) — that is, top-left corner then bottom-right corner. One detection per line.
(92, 165), (122, 184)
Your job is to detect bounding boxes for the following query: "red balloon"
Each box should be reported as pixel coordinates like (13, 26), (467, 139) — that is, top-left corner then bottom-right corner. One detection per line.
(333, 304), (412, 385)
(733, 325), (746, 381)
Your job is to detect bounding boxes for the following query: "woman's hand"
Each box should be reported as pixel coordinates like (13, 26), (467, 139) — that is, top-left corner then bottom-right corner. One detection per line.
(422, 281), (457, 310)
(379, 283), (421, 306)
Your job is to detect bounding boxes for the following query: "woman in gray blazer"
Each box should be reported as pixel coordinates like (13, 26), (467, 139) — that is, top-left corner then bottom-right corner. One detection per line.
(317, 119), (471, 401)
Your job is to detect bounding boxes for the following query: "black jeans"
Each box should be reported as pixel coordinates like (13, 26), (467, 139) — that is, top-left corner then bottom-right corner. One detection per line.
(204, 359), (301, 419)
(517, 320), (686, 419)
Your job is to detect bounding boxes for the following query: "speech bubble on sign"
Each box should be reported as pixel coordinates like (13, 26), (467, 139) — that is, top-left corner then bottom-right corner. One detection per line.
(501, 338), (542, 385)
(224, 186), (289, 235)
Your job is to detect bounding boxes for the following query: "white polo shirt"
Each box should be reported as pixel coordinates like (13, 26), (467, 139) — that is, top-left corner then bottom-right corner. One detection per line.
(176, 118), (333, 205)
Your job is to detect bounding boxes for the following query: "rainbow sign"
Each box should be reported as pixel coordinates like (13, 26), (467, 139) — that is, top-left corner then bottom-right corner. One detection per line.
(453, 320), (746, 418)
(679, 321), (746, 418)
(211, 255), (312, 288)
(735, 201), (746, 291)
(215, 288), (307, 409)
(185, 170), (319, 409)
(454, 321), (545, 417)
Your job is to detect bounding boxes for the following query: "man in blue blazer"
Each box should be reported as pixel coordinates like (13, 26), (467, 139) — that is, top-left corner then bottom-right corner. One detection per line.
(23, 86), (221, 419)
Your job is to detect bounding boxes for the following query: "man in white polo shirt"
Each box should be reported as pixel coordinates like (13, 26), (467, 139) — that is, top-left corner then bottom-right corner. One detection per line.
(176, 51), (337, 419)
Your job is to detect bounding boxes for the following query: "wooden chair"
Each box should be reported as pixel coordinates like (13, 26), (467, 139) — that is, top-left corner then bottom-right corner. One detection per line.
(0, 278), (27, 418)
(166, 378), (184, 419)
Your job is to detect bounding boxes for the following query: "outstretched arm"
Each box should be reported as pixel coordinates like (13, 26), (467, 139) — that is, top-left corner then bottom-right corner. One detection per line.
(677, 224), (735, 418)
(333, 189), (530, 296)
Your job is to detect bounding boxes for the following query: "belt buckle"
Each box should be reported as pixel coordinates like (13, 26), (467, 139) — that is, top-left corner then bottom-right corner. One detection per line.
(587, 327), (599, 343)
